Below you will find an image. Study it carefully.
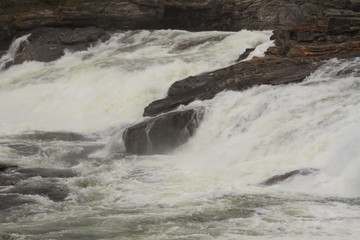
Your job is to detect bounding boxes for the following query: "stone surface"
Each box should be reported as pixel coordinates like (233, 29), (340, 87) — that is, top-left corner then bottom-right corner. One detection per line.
(10, 26), (109, 66)
(5, 178), (70, 202)
(236, 48), (255, 62)
(144, 57), (318, 117)
(3, 143), (41, 156)
(0, 0), (357, 43)
(124, 109), (203, 155)
(260, 168), (319, 186)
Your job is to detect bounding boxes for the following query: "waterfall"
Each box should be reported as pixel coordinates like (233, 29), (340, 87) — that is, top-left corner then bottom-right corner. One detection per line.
(0, 34), (31, 70)
(0, 30), (359, 240)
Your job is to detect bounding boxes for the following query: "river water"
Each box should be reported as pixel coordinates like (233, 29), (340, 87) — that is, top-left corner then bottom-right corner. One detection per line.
(0, 30), (359, 239)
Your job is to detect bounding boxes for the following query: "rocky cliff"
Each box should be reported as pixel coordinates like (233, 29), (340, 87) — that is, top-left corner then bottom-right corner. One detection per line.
(1, 0), (359, 47)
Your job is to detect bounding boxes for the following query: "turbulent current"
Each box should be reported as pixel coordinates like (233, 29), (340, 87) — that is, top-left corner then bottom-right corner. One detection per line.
(0, 30), (360, 239)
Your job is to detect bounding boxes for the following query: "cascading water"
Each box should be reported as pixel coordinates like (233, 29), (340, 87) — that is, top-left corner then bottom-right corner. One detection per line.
(0, 34), (31, 70)
(0, 30), (359, 240)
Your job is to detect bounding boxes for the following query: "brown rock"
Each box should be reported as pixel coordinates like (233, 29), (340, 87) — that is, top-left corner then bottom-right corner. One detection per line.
(10, 26), (109, 66)
(144, 57), (318, 117)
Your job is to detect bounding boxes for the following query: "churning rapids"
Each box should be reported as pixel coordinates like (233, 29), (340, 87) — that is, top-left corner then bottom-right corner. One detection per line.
(0, 30), (360, 239)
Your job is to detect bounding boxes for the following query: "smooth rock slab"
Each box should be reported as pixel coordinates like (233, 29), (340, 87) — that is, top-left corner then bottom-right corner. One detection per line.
(124, 108), (203, 155)
(144, 57), (318, 117)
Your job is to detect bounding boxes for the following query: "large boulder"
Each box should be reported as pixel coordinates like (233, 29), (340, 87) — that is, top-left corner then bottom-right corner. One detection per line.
(123, 109), (203, 155)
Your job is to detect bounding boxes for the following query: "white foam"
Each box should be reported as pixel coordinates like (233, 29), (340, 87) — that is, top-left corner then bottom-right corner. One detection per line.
(0, 30), (272, 134)
(0, 34), (31, 70)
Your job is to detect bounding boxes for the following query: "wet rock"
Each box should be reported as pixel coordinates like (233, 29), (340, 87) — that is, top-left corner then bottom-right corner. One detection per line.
(124, 108), (203, 155)
(11, 27), (110, 65)
(0, 163), (78, 186)
(5, 178), (70, 201)
(260, 168), (319, 186)
(0, 0), (357, 66)
(59, 1), (163, 30)
(236, 48), (255, 62)
(144, 57), (318, 116)
(0, 163), (77, 202)
(19, 131), (93, 142)
(4, 143), (41, 156)
(18, 168), (79, 178)
(267, 8), (360, 59)
(0, 163), (17, 172)
(0, 163), (22, 186)
(0, 194), (35, 211)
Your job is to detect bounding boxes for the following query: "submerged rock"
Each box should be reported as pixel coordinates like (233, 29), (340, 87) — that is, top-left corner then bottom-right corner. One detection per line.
(0, 194), (35, 211)
(260, 168), (319, 186)
(18, 168), (79, 178)
(3, 143), (41, 156)
(124, 108), (203, 155)
(0, 163), (78, 201)
(18, 131), (93, 142)
(5, 178), (70, 202)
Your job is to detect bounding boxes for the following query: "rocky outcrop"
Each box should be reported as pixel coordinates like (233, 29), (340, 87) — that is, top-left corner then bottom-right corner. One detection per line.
(1, 0), (358, 48)
(267, 12), (360, 59)
(8, 26), (109, 66)
(144, 57), (318, 117)
(260, 168), (319, 186)
(123, 108), (203, 155)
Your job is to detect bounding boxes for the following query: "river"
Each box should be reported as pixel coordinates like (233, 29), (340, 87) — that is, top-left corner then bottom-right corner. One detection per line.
(0, 30), (359, 240)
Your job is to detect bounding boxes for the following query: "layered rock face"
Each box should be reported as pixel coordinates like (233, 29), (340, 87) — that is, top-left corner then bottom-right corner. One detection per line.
(1, 0), (358, 47)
